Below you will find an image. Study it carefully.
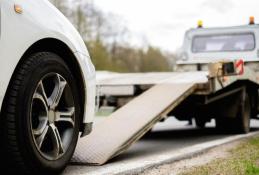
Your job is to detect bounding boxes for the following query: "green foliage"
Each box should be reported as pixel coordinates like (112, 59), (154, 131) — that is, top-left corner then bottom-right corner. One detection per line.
(139, 46), (171, 72)
(86, 40), (172, 72)
(87, 39), (112, 71)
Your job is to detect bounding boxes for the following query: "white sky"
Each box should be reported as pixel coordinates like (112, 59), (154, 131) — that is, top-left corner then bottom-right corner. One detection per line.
(94, 0), (259, 52)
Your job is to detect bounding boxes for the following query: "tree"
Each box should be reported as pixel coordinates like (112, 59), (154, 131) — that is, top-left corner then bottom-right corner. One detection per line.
(49, 0), (174, 73)
(139, 46), (171, 72)
(87, 39), (115, 71)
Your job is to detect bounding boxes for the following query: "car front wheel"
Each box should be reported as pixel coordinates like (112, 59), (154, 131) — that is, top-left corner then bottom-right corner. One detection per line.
(0, 52), (80, 174)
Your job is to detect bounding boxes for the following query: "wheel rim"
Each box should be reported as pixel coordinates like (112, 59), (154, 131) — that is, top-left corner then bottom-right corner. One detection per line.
(30, 73), (75, 160)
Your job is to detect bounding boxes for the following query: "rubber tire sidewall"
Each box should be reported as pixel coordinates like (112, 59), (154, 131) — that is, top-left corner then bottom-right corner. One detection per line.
(236, 94), (250, 134)
(215, 93), (250, 134)
(4, 52), (80, 174)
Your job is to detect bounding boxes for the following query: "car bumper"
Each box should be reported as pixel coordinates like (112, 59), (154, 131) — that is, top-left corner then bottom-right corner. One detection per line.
(81, 122), (93, 137)
(74, 52), (96, 136)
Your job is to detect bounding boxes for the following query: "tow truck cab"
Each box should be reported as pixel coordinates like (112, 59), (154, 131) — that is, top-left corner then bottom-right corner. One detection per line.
(172, 18), (259, 131)
(176, 19), (259, 76)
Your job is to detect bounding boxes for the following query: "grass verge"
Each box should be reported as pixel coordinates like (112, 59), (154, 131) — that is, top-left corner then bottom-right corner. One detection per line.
(181, 136), (259, 175)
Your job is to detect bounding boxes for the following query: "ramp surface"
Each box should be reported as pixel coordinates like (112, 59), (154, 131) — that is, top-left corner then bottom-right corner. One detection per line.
(72, 83), (196, 165)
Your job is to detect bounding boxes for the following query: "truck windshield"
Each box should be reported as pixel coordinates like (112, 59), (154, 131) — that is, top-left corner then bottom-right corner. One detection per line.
(192, 33), (255, 53)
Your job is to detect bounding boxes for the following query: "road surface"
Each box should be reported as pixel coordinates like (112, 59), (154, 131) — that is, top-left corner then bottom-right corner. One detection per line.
(64, 117), (259, 175)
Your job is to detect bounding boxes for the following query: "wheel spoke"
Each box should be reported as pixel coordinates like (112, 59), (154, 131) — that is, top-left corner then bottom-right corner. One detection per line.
(33, 81), (49, 107)
(49, 124), (64, 158)
(35, 125), (49, 149)
(55, 107), (75, 126)
(33, 117), (48, 136)
(31, 73), (75, 160)
(49, 75), (67, 109)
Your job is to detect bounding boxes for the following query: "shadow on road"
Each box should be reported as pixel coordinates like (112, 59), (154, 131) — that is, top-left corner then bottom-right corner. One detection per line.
(109, 121), (259, 163)
(143, 127), (259, 140)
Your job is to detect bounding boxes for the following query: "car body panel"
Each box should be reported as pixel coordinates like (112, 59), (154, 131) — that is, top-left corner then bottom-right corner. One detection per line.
(0, 0), (95, 127)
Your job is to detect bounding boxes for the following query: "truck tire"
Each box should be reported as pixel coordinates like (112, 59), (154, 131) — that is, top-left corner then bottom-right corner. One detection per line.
(236, 94), (250, 133)
(216, 93), (250, 134)
(0, 52), (80, 174)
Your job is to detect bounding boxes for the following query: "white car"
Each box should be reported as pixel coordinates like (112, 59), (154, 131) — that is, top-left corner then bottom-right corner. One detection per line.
(0, 0), (95, 174)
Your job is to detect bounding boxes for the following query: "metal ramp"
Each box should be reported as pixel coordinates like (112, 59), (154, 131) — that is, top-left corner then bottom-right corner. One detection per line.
(72, 83), (196, 165)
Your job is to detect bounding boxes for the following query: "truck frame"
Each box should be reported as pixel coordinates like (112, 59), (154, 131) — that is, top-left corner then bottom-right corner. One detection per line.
(71, 20), (259, 165)
(97, 21), (259, 134)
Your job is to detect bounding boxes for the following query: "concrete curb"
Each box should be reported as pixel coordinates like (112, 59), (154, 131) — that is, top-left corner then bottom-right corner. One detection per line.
(85, 131), (259, 175)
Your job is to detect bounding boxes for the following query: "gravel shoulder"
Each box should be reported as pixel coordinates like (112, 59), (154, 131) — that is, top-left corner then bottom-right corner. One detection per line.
(140, 140), (240, 175)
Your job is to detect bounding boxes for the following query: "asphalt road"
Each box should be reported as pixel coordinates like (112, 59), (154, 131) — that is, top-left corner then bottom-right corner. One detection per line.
(64, 117), (259, 175)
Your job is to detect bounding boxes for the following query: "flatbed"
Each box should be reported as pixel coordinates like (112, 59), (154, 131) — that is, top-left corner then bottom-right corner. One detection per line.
(74, 21), (259, 165)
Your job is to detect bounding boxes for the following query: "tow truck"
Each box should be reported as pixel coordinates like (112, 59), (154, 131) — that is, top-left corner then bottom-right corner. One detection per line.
(73, 17), (259, 165)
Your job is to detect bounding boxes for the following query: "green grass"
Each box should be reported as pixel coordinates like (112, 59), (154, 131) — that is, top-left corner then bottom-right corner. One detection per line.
(245, 162), (259, 175)
(181, 137), (259, 175)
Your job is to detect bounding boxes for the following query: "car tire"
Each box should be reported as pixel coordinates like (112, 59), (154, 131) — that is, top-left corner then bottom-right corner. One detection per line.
(0, 52), (80, 174)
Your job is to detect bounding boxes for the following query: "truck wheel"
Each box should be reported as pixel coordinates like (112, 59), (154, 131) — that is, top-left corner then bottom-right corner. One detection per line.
(216, 93), (250, 134)
(0, 52), (80, 174)
(236, 94), (250, 133)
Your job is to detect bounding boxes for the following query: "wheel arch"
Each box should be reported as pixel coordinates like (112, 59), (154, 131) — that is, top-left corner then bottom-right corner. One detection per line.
(8, 38), (86, 131)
